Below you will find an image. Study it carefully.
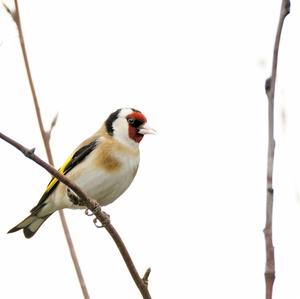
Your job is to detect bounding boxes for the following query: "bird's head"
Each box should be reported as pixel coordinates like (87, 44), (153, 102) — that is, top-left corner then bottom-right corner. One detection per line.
(105, 108), (156, 147)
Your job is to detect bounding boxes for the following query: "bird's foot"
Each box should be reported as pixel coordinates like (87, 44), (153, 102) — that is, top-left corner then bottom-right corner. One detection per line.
(93, 217), (103, 228)
(67, 188), (85, 206)
(85, 209), (93, 216)
(93, 211), (111, 228)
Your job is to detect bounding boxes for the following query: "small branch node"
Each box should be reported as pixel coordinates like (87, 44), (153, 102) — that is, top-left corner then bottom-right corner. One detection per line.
(29, 147), (35, 154)
(265, 77), (271, 94)
(142, 268), (151, 286)
(263, 226), (270, 235)
(44, 132), (50, 142)
(24, 147), (35, 157)
(284, 0), (291, 14)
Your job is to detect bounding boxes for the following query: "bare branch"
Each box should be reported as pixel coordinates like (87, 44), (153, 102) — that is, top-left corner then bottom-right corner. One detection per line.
(11, 1), (89, 298)
(0, 132), (152, 299)
(13, 0), (54, 165)
(264, 1), (290, 299)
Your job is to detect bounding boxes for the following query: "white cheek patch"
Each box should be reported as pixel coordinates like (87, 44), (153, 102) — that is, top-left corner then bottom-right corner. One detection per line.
(113, 118), (128, 139)
(113, 117), (138, 148)
(113, 117), (128, 131)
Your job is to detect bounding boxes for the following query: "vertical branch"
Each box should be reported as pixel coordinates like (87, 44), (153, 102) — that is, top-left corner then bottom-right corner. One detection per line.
(12, 2), (90, 298)
(264, 1), (290, 299)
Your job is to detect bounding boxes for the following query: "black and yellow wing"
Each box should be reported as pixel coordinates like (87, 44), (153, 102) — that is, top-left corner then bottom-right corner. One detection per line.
(30, 139), (98, 214)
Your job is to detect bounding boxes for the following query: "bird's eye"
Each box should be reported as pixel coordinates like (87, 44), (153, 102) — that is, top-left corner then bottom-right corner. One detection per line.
(127, 118), (135, 125)
(127, 118), (143, 128)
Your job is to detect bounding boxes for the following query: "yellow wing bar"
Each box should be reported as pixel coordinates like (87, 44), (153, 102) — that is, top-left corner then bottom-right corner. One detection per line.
(44, 154), (74, 194)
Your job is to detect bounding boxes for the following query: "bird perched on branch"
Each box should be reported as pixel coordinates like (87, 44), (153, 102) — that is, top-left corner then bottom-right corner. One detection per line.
(8, 108), (155, 238)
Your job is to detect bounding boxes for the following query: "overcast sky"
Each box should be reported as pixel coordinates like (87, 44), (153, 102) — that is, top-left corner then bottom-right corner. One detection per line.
(1, 1), (300, 298)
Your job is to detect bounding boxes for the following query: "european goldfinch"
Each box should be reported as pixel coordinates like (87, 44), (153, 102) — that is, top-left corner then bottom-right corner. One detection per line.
(8, 108), (155, 238)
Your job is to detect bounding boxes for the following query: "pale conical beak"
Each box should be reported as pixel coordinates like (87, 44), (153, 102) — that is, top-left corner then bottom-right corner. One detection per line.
(138, 123), (157, 135)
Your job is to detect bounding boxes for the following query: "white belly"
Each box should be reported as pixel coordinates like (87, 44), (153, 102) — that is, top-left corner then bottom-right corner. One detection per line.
(56, 154), (139, 209)
(77, 166), (137, 206)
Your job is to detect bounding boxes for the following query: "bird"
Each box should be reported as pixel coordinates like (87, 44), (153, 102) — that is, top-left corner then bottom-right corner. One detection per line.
(8, 107), (155, 238)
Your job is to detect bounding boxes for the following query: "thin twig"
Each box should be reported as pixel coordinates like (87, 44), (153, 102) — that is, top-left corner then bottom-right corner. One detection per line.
(142, 268), (151, 286)
(46, 113), (59, 142)
(0, 132), (152, 299)
(2, 3), (17, 23)
(264, 1), (290, 299)
(11, 2), (90, 298)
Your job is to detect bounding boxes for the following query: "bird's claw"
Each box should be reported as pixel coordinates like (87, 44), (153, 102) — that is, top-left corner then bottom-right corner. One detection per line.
(93, 217), (104, 228)
(93, 212), (111, 228)
(85, 209), (93, 216)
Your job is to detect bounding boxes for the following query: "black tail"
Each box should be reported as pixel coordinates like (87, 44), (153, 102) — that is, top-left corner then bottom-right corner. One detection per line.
(8, 213), (53, 238)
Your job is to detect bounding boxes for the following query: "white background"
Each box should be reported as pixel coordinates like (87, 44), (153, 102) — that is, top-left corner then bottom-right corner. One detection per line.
(1, 1), (300, 298)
